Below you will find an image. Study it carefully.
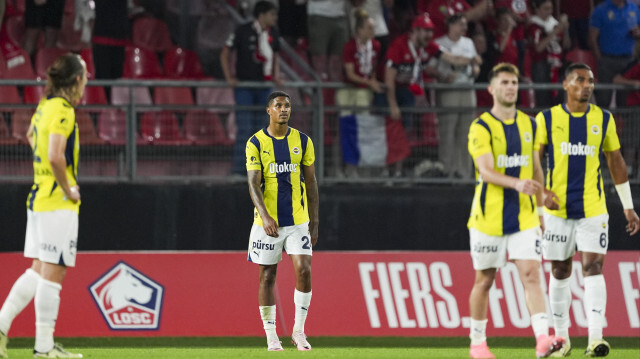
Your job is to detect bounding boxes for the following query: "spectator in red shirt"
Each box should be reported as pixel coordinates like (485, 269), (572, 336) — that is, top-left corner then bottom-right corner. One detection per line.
(419, 0), (493, 38)
(493, 0), (529, 71)
(490, 7), (519, 67)
(555, 0), (592, 50)
(526, 0), (569, 107)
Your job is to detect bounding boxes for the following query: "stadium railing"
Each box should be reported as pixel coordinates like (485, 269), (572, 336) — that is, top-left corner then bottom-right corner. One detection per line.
(0, 79), (638, 185)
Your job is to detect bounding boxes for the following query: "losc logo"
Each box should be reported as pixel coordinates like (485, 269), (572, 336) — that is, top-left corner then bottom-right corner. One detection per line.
(89, 262), (164, 330)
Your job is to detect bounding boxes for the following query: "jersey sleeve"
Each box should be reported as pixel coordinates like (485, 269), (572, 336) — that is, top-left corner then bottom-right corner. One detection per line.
(246, 137), (262, 171)
(535, 112), (548, 146)
(48, 109), (74, 137)
(302, 137), (315, 166)
(532, 117), (541, 152)
(603, 113), (621, 152)
(468, 121), (492, 159)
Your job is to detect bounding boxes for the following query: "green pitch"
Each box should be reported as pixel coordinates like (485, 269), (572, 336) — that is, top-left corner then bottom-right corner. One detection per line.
(4, 337), (639, 358)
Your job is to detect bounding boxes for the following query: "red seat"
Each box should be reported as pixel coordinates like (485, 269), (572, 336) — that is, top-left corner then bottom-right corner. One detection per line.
(23, 85), (45, 104)
(140, 110), (190, 145)
(122, 46), (163, 79)
(80, 86), (108, 105)
(410, 113), (439, 147)
(57, 14), (90, 51)
(0, 86), (22, 104)
(184, 110), (233, 145)
(76, 109), (105, 145)
(11, 109), (34, 143)
(565, 49), (598, 80)
(35, 48), (70, 78)
(153, 86), (194, 106)
(4, 16), (26, 46)
(0, 48), (36, 79)
(163, 47), (206, 79)
(132, 17), (173, 53)
(110, 86), (153, 105)
(97, 109), (127, 145)
(79, 48), (96, 79)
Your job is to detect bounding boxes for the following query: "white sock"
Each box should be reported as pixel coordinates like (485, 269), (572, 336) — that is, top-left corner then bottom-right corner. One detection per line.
(0, 269), (40, 334)
(531, 312), (549, 339)
(34, 278), (62, 353)
(292, 289), (312, 334)
(549, 276), (571, 341)
(469, 318), (488, 345)
(584, 274), (606, 342)
(259, 305), (278, 343)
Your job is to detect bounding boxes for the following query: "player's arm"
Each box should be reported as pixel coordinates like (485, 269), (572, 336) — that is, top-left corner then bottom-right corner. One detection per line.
(475, 153), (541, 195)
(26, 122), (35, 149)
(384, 65), (401, 120)
(48, 133), (80, 203)
(532, 149), (546, 232)
(247, 169), (279, 237)
(302, 164), (319, 246)
(604, 149), (640, 235)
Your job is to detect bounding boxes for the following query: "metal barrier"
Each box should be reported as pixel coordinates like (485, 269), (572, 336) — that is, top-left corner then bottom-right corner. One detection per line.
(0, 79), (638, 184)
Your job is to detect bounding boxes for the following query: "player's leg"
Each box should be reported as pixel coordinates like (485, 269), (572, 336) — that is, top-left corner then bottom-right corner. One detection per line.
(468, 268), (497, 359)
(581, 252), (609, 357)
(249, 223), (285, 351)
(258, 264), (283, 351)
(290, 255), (312, 351)
(31, 210), (82, 358)
(468, 228), (506, 359)
(285, 223), (313, 351)
(542, 214), (576, 356)
(576, 214), (610, 357)
(509, 227), (565, 357)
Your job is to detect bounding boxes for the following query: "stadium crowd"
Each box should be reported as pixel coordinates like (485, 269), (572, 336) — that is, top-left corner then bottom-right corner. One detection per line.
(0, 0), (639, 179)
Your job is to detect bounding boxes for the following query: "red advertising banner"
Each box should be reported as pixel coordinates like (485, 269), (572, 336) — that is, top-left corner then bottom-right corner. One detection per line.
(0, 251), (638, 337)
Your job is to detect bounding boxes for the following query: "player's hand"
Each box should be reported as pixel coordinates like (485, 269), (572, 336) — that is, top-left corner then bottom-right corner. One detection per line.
(263, 216), (279, 238)
(309, 223), (319, 246)
(623, 209), (640, 236)
(390, 105), (401, 120)
(66, 185), (81, 203)
(544, 188), (560, 210)
(515, 179), (541, 195)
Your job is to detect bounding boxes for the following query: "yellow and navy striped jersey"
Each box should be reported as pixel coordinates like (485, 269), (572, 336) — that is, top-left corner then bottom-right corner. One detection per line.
(26, 96), (80, 213)
(536, 104), (620, 219)
(467, 110), (541, 236)
(246, 127), (315, 227)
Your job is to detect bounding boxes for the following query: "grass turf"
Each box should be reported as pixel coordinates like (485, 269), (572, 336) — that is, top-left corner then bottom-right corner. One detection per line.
(3, 337), (639, 358)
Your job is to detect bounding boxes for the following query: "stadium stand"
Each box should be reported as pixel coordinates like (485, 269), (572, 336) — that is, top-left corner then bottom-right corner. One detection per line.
(140, 110), (190, 145)
(122, 46), (163, 79)
(184, 110), (233, 145)
(35, 47), (70, 78)
(163, 47), (206, 79)
(132, 17), (174, 53)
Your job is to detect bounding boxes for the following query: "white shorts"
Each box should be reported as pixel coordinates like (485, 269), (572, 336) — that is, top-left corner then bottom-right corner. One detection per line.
(247, 222), (312, 265)
(542, 213), (609, 261)
(469, 227), (542, 270)
(24, 210), (79, 267)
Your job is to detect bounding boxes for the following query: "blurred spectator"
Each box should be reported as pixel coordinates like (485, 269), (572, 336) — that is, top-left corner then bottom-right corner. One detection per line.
(432, 14), (480, 179)
(352, 0), (392, 59)
(493, 0), (529, 71)
(165, 0), (206, 51)
(590, 0), (640, 107)
(381, 13), (474, 176)
(526, 0), (569, 107)
(307, 0), (349, 81)
(92, 0), (129, 82)
(420, 0), (493, 39)
(278, 0), (306, 46)
(555, 0), (592, 50)
(489, 7), (519, 67)
(337, 9), (383, 177)
(23, 0), (66, 60)
(196, 0), (235, 79)
(613, 57), (640, 178)
(221, 1), (281, 176)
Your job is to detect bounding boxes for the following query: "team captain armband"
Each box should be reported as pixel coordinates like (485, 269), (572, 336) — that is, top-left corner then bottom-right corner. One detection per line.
(615, 181), (634, 210)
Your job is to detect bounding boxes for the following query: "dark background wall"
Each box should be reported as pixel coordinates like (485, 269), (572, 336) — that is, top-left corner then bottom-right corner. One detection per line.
(1, 184), (638, 251)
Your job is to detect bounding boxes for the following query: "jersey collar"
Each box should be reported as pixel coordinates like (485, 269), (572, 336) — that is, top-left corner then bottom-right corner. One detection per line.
(561, 103), (590, 117)
(262, 126), (291, 139)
